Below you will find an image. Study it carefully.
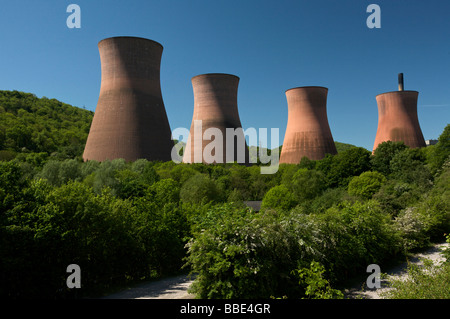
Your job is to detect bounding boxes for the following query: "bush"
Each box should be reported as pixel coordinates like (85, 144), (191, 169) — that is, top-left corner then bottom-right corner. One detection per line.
(261, 185), (297, 211)
(292, 261), (343, 299)
(1, 181), (146, 298)
(347, 171), (386, 199)
(393, 207), (431, 251)
(185, 207), (319, 298)
(185, 199), (402, 298)
(316, 200), (401, 282)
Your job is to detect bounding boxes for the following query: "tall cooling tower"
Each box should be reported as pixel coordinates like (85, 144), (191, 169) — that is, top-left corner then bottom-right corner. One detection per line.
(279, 86), (337, 163)
(183, 73), (249, 164)
(83, 36), (173, 162)
(373, 73), (425, 151)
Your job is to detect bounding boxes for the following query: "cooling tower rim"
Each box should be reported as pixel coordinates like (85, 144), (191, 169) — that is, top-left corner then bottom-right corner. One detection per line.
(98, 36), (163, 48)
(191, 73), (240, 81)
(285, 86), (328, 93)
(376, 90), (419, 97)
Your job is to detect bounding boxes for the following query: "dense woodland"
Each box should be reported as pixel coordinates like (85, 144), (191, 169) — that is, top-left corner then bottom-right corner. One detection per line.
(0, 90), (449, 299)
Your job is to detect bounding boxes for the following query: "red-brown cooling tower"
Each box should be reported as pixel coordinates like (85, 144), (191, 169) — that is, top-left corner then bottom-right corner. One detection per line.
(83, 36), (173, 162)
(183, 73), (249, 164)
(373, 74), (425, 151)
(279, 86), (337, 163)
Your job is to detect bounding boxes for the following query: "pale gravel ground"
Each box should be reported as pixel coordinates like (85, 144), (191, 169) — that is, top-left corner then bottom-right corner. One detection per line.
(104, 242), (448, 299)
(103, 274), (195, 299)
(344, 241), (449, 299)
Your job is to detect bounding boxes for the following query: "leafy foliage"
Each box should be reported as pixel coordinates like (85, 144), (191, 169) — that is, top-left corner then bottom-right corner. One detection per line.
(293, 261), (344, 299)
(348, 171), (386, 199)
(0, 90), (93, 160)
(261, 185), (297, 211)
(0, 91), (448, 299)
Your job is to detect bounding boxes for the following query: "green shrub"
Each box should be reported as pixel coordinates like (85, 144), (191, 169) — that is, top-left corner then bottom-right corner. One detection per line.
(394, 207), (431, 251)
(347, 171), (386, 199)
(317, 200), (401, 282)
(292, 261), (343, 299)
(261, 185), (297, 211)
(185, 206), (320, 298)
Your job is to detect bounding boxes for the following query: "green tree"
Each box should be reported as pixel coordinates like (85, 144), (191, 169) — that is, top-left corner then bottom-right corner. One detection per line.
(371, 141), (408, 176)
(149, 178), (180, 204)
(180, 174), (221, 205)
(317, 147), (372, 187)
(347, 171), (386, 199)
(390, 148), (431, 185)
(291, 168), (325, 202)
(427, 124), (450, 172)
(261, 185), (297, 211)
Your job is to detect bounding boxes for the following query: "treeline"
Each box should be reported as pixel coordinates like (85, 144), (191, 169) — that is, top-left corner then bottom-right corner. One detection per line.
(0, 124), (449, 298)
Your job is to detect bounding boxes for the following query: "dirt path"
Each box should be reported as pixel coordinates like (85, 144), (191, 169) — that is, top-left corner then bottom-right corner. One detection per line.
(344, 241), (449, 299)
(104, 274), (196, 299)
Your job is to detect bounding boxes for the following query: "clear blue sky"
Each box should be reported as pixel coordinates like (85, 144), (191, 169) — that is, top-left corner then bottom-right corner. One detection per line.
(0, 0), (449, 151)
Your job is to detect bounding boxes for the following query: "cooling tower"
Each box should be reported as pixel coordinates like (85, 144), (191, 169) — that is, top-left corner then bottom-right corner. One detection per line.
(373, 74), (425, 151)
(279, 86), (337, 163)
(183, 73), (249, 164)
(83, 36), (173, 162)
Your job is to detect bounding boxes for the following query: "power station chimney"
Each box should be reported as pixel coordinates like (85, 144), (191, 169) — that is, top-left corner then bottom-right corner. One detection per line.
(183, 73), (249, 164)
(279, 86), (337, 163)
(398, 73), (404, 91)
(373, 74), (426, 152)
(83, 36), (173, 162)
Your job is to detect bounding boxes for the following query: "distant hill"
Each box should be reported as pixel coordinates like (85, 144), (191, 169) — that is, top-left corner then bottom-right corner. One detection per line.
(334, 141), (357, 153)
(0, 90), (93, 161)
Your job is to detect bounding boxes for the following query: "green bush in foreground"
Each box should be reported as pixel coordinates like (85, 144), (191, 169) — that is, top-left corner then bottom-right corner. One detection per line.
(185, 200), (402, 299)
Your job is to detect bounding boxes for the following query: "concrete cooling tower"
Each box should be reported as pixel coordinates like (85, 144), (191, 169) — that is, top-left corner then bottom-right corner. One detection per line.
(83, 36), (173, 162)
(373, 73), (425, 151)
(183, 73), (249, 164)
(279, 86), (337, 163)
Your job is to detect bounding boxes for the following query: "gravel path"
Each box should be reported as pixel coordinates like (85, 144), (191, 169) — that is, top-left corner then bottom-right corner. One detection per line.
(344, 241), (449, 299)
(104, 274), (195, 299)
